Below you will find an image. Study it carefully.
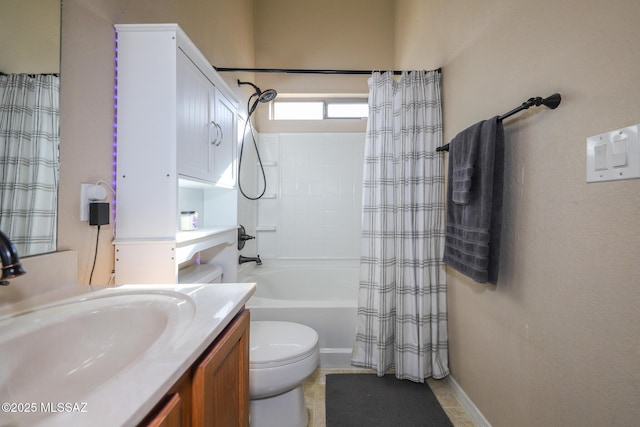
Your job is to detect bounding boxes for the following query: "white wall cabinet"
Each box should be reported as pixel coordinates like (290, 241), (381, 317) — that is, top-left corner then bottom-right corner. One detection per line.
(114, 23), (239, 285)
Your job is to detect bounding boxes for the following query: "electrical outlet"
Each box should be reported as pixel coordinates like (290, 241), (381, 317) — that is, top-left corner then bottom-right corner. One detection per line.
(80, 183), (107, 221)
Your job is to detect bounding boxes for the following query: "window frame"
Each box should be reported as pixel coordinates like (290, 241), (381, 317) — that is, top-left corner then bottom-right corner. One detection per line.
(270, 95), (368, 121)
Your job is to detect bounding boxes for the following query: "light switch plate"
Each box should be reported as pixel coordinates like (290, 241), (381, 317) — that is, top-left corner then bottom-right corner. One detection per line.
(586, 124), (640, 182)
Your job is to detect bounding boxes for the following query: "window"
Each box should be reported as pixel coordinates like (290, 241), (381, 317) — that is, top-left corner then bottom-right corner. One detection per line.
(271, 97), (368, 120)
(326, 102), (369, 119)
(272, 101), (324, 120)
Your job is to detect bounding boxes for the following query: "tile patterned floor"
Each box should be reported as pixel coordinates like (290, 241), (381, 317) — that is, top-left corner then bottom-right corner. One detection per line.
(304, 368), (476, 427)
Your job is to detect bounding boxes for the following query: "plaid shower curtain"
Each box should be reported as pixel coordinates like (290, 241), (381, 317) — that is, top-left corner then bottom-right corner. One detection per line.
(351, 71), (449, 382)
(0, 74), (59, 256)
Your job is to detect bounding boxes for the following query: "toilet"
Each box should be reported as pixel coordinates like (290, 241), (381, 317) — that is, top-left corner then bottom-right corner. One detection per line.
(249, 321), (320, 427)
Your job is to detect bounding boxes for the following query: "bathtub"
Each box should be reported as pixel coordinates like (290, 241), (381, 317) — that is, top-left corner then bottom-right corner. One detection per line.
(239, 259), (359, 368)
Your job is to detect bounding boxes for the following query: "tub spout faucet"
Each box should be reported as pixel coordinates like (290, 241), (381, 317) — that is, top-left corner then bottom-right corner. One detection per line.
(0, 230), (26, 286)
(239, 255), (262, 265)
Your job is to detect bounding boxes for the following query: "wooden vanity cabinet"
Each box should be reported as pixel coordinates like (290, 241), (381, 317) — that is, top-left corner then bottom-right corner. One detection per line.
(193, 308), (250, 427)
(141, 309), (250, 427)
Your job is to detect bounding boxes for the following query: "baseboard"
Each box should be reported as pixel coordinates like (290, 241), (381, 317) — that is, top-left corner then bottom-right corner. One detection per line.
(319, 348), (353, 369)
(445, 375), (492, 427)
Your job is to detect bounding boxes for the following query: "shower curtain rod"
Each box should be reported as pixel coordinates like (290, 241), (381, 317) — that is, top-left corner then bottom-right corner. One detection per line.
(214, 66), (441, 75)
(436, 93), (562, 152)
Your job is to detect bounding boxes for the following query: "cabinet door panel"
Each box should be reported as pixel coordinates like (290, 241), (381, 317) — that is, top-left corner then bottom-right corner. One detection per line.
(142, 393), (182, 427)
(140, 355), (193, 427)
(192, 310), (249, 427)
(177, 50), (214, 182)
(212, 89), (237, 187)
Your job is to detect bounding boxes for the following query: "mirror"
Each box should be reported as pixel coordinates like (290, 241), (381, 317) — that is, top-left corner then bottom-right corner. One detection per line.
(0, 0), (61, 257)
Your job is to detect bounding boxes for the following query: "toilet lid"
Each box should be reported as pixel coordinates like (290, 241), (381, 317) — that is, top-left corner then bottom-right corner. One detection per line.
(250, 321), (319, 368)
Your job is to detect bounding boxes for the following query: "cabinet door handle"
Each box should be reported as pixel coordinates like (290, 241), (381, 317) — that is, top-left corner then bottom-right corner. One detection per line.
(211, 121), (219, 145)
(215, 123), (223, 147)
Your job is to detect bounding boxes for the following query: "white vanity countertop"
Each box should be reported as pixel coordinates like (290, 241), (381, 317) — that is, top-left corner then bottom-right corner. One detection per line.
(0, 282), (255, 427)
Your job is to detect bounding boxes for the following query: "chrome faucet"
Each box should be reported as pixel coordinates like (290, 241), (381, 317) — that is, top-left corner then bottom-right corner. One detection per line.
(239, 255), (262, 265)
(0, 230), (26, 285)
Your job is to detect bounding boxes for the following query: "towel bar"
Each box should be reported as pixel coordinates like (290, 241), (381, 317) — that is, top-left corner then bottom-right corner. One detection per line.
(436, 93), (561, 152)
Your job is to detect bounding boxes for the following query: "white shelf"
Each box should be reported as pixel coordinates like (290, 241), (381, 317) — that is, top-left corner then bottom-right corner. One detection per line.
(114, 226), (236, 247)
(178, 263), (223, 284)
(175, 226), (236, 264)
(114, 226), (237, 273)
(176, 226), (236, 245)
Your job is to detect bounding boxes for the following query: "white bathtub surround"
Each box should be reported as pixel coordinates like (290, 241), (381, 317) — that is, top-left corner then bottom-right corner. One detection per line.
(241, 259), (359, 368)
(351, 71), (449, 382)
(255, 132), (365, 260)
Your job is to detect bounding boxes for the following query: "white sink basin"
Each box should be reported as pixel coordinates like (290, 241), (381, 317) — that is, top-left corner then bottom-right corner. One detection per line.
(0, 293), (194, 404)
(0, 283), (255, 427)
(0, 292), (194, 426)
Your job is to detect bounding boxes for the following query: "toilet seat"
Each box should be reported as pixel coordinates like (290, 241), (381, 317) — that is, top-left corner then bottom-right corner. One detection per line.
(250, 321), (319, 369)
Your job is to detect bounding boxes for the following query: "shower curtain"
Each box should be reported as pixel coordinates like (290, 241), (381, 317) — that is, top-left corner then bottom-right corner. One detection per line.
(0, 74), (59, 255)
(351, 71), (449, 382)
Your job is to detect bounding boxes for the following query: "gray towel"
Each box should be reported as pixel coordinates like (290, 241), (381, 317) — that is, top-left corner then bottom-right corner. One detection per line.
(443, 116), (504, 284)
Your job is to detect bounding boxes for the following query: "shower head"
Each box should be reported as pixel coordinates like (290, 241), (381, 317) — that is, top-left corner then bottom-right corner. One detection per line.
(238, 80), (278, 116)
(258, 88), (278, 103)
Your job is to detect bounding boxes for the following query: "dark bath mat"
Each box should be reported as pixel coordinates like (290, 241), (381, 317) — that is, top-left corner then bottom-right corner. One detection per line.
(325, 374), (453, 427)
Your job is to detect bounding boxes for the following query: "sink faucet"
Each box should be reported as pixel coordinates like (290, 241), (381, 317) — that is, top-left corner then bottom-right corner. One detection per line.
(0, 230), (26, 286)
(239, 255), (262, 265)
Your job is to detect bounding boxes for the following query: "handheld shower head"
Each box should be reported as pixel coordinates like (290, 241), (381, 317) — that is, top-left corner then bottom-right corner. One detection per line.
(258, 88), (278, 103)
(237, 80), (275, 201)
(238, 80), (278, 116)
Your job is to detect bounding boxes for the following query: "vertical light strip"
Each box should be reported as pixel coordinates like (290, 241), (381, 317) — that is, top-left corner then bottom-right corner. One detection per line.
(112, 30), (118, 226)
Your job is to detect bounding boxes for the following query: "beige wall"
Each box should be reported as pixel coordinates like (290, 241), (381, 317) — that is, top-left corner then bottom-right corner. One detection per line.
(252, 0), (395, 133)
(59, 0), (255, 283)
(396, 0), (640, 426)
(0, 0), (60, 73)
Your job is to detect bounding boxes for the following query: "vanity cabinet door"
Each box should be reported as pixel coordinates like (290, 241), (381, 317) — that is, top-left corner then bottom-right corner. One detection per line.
(140, 368), (193, 427)
(143, 393), (182, 427)
(192, 309), (250, 427)
(177, 50), (215, 182)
